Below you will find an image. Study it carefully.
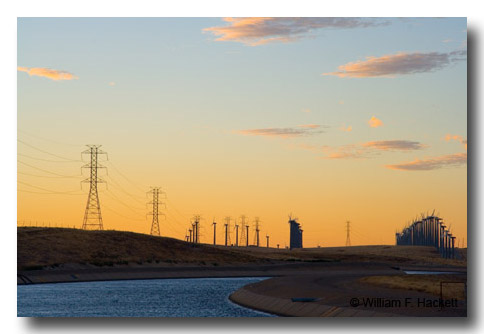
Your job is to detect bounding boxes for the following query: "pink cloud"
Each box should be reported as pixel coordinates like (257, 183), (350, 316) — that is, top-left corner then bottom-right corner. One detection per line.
(323, 50), (466, 78)
(203, 17), (387, 46)
(18, 66), (78, 81)
(386, 153), (467, 171)
(368, 116), (383, 128)
(445, 134), (467, 150)
(362, 140), (424, 151)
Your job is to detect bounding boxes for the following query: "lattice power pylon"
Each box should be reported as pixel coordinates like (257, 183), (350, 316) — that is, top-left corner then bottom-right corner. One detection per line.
(239, 215), (247, 246)
(147, 187), (165, 236)
(82, 145), (107, 230)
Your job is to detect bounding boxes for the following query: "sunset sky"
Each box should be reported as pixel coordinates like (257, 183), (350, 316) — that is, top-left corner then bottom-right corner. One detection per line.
(17, 17), (467, 247)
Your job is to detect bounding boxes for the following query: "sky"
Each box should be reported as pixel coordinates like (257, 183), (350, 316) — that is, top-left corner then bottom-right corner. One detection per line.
(17, 17), (467, 247)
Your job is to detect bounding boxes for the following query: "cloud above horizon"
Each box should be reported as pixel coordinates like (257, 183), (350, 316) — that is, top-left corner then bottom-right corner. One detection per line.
(18, 66), (78, 81)
(386, 153), (467, 171)
(298, 124), (321, 129)
(368, 116), (383, 128)
(322, 139), (424, 160)
(340, 125), (352, 132)
(445, 134), (467, 150)
(362, 140), (424, 151)
(236, 125), (324, 138)
(203, 17), (387, 46)
(323, 50), (466, 78)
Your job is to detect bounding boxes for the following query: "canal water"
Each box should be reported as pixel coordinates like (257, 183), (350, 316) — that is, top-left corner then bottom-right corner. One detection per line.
(17, 277), (274, 317)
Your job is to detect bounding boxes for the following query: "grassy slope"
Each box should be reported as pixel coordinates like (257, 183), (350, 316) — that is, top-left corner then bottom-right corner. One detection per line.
(360, 275), (467, 300)
(17, 227), (261, 270)
(17, 227), (466, 270)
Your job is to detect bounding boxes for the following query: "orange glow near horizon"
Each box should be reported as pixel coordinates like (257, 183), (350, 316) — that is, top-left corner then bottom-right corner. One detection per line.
(17, 136), (467, 248)
(17, 18), (467, 249)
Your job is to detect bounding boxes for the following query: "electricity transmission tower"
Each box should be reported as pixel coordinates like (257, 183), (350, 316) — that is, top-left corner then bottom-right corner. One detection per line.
(147, 187), (165, 236)
(192, 215), (201, 243)
(239, 215), (247, 246)
(82, 145), (107, 230)
(346, 221), (351, 246)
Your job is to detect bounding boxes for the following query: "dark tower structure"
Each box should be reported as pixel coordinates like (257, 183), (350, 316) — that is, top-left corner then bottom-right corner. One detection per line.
(82, 145), (107, 230)
(148, 187), (165, 236)
(289, 216), (303, 249)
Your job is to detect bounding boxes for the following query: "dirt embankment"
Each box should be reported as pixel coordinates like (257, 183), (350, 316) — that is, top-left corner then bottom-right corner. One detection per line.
(17, 227), (265, 271)
(18, 227), (467, 271)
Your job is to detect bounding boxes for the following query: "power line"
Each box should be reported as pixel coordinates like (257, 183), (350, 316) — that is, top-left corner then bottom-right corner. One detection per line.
(18, 139), (81, 162)
(18, 171), (82, 179)
(18, 160), (82, 178)
(163, 210), (187, 234)
(18, 189), (84, 195)
(18, 153), (81, 163)
(105, 160), (146, 193)
(105, 174), (146, 205)
(18, 130), (82, 147)
(165, 198), (190, 221)
(103, 204), (146, 222)
(102, 189), (145, 213)
(17, 180), (83, 194)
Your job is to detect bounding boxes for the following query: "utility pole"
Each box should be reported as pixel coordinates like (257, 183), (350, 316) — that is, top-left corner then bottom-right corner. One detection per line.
(189, 228), (193, 243)
(266, 235), (269, 248)
(212, 220), (217, 245)
(82, 145), (107, 230)
(147, 187), (165, 236)
(235, 219), (239, 246)
(192, 215), (201, 243)
(254, 217), (260, 247)
(345, 221), (351, 247)
(246, 224), (249, 247)
(224, 216), (231, 246)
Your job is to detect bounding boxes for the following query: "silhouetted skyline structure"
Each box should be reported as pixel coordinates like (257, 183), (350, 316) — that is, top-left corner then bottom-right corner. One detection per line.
(148, 187), (165, 236)
(396, 212), (457, 259)
(289, 216), (303, 249)
(82, 145), (107, 231)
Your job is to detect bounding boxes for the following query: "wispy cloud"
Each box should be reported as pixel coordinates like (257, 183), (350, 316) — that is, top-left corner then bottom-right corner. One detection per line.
(203, 17), (388, 46)
(321, 145), (369, 160)
(236, 125), (324, 138)
(298, 124), (320, 129)
(288, 137), (425, 161)
(321, 139), (424, 160)
(386, 153), (467, 171)
(368, 116), (383, 128)
(445, 134), (467, 150)
(18, 66), (78, 81)
(339, 125), (352, 132)
(322, 50), (466, 78)
(362, 140), (424, 151)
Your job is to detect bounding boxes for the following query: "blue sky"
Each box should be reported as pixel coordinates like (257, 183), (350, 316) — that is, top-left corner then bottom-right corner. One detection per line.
(17, 18), (467, 245)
